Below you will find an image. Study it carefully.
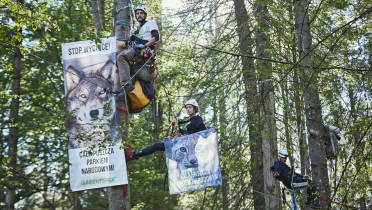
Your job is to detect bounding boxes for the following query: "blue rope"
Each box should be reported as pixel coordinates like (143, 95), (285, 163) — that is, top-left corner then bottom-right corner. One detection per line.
(291, 190), (299, 210)
(116, 20), (131, 27)
(116, 39), (127, 41)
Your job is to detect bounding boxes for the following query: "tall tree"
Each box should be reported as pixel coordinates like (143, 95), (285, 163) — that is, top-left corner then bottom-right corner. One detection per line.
(232, 0), (264, 209)
(91, 0), (101, 30)
(294, 0), (330, 203)
(100, 0), (106, 31)
(6, 33), (22, 210)
(253, 0), (280, 208)
(110, 0), (131, 209)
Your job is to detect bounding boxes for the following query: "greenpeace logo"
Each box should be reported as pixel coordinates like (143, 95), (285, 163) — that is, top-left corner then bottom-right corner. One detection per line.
(81, 177), (117, 186)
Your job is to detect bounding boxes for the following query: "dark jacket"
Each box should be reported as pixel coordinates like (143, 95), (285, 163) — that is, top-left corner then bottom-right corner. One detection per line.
(179, 115), (206, 135)
(272, 160), (305, 189)
(272, 160), (303, 179)
(273, 160), (291, 180)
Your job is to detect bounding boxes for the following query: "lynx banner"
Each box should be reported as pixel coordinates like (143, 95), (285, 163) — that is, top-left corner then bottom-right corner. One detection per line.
(62, 37), (128, 191)
(164, 128), (222, 195)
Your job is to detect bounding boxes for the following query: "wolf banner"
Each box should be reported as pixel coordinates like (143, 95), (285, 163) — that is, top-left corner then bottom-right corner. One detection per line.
(62, 37), (128, 191)
(164, 128), (222, 195)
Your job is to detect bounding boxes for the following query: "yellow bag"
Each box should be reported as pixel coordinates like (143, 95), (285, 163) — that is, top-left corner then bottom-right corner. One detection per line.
(128, 80), (150, 113)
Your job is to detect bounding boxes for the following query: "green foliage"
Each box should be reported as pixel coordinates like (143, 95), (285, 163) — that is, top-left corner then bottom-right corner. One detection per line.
(1, 0), (372, 209)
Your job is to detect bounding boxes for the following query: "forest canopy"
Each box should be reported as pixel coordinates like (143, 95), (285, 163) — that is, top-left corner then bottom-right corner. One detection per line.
(1, 0), (371, 209)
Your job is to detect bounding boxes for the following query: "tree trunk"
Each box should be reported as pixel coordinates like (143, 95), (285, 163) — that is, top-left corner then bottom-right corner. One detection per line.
(221, 162), (229, 210)
(294, 0), (330, 203)
(6, 36), (22, 210)
(91, 0), (101, 30)
(232, 0), (264, 209)
(349, 87), (363, 171)
(289, 3), (309, 176)
(109, 0), (131, 209)
(99, 0), (106, 31)
(218, 95), (229, 210)
(253, 0), (281, 209)
(282, 76), (293, 166)
(153, 100), (168, 210)
(360, 197), (366, 209)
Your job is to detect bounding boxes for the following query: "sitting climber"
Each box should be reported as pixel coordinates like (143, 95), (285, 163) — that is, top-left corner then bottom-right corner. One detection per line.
(116, 5), (160, 96)
(125, 99), (206, 161)
(273, 149), (324, 209)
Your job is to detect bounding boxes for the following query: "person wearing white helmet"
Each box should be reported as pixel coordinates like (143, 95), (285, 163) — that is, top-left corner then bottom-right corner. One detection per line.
(125, 99), (206, 161)
(178, 99), (206, 135)
(271, 149), (323, 209)
(116, 4), (160, 96)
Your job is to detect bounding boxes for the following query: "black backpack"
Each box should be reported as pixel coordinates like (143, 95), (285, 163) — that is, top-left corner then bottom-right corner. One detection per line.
(140, 80), (156, 100)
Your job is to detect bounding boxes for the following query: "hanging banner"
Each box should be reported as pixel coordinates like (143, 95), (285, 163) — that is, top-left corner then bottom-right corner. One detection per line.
(62, 37), (128, 191)
(164, 127), (222, 195)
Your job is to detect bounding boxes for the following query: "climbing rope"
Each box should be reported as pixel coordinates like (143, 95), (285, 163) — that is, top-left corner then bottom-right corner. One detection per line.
(116, 20), (131, 27)
(316, 196), (356, 209)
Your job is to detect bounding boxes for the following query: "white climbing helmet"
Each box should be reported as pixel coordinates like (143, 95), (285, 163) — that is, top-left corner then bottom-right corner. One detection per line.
(135, 5), (147, 14)
(279, 149), (289, 158)
(185, 99), (199, 108)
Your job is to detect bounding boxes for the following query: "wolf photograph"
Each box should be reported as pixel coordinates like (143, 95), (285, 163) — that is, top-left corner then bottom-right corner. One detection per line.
(165, 128), (222, 194)
(64, 53), (121, 150)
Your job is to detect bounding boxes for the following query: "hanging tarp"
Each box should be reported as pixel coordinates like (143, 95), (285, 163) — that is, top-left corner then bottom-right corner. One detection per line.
(164, 127), (222, 195)
(62, 37), (128, 191)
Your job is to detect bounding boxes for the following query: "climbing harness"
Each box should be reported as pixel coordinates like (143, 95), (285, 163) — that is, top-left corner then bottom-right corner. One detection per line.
(149, 62), (158, 93)
(168, 108), (181, 139)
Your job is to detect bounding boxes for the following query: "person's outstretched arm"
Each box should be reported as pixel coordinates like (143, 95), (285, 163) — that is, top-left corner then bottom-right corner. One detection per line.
(274, 161), (282, 178)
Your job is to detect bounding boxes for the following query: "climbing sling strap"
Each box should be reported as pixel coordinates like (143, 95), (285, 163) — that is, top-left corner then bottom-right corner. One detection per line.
(132, 23), (157, 67)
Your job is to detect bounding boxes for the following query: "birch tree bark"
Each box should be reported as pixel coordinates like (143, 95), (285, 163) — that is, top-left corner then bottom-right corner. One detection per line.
(294, 0), (330, 203)
(253, 0), (281, 209)
(109, 0), (131, 209)
(6, 36), (22, 210)
(232, 0), (264, 209)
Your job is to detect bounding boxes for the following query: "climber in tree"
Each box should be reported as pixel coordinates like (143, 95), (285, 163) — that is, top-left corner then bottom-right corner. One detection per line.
(116, 5), (160, 96)
(125, 99), (206, 161)
(272, 149), (324, 209)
